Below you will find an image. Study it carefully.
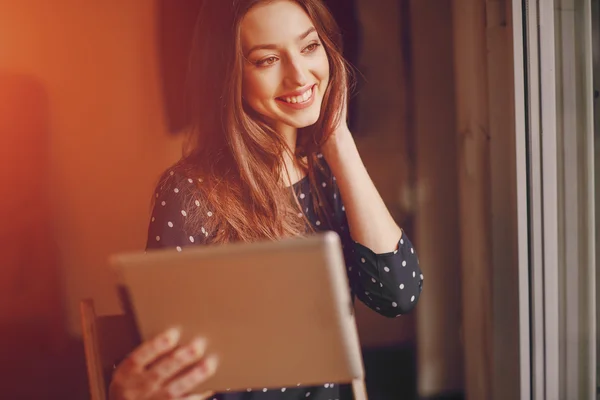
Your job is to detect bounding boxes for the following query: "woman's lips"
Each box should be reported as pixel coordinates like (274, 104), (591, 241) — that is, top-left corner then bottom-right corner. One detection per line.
(276, 84), (316, 110)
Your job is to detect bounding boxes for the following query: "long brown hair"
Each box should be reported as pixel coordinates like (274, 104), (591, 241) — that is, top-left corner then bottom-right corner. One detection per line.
(175, 0), (351, 243)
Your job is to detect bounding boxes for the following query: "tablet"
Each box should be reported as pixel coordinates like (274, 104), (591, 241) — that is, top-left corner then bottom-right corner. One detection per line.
(109, 231), (365, 394)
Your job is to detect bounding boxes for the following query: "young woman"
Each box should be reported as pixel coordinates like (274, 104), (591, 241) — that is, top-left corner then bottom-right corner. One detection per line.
(109, 0), (423, 399)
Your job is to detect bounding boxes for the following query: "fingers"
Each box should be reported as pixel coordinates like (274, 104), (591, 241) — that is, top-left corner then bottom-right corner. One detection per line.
(146, 337), (207, 384)
(179, 390), (215, 400)
(153, 355), (219, 400)
(128, 327), (182, 371)
(109, 329), (218, 400)
(111, 328), (183, 398)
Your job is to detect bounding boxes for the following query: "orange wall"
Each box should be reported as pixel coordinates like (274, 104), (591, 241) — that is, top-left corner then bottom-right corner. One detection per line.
(0, 1), (183, 334)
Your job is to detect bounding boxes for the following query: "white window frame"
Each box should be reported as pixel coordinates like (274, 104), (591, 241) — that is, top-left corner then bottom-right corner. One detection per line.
(517, 0), (596, 398)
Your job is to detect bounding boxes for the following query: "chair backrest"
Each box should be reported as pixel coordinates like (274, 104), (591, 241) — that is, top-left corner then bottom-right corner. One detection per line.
(80, 298), (367, 400)
(80, 299), (139, 400)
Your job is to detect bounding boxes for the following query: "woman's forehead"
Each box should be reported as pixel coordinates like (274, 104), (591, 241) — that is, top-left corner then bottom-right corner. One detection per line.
(240, 0), (315, 51)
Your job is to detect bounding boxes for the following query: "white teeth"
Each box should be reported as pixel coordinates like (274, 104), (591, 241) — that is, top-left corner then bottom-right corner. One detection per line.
(283, 87), (313, 104)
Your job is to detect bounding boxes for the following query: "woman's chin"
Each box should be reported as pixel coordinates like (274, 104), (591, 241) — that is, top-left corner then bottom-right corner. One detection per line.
(294, 120), (319, 129)
(257, 107), (322, 131)
(284, 112), (321, 129)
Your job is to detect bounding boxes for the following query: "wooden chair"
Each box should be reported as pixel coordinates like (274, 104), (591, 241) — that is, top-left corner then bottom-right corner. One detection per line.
(80, 299), (368, 400)
(80, 299), (139, 400)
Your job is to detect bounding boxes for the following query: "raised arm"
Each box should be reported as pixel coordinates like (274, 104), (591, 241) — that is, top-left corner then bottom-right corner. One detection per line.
(321, 129), (423, 317)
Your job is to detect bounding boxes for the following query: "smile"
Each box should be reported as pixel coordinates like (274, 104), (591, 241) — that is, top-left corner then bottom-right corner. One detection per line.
(276, 84), (317, 110)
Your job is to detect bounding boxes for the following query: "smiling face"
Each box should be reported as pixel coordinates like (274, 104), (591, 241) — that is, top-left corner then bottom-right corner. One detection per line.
(240, 0), (330, 133)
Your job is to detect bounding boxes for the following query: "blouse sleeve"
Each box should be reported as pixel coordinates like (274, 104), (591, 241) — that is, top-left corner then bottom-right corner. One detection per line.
(146, 170), (208, 251)
(329, 178), (423, 318)
(347, 232), (423, 317)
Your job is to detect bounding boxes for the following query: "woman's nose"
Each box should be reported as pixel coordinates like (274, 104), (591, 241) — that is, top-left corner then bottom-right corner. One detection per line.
(284, 57), (308, 87)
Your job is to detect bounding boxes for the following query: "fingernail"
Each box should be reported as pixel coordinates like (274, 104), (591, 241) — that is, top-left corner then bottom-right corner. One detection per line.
(188, 337), (207, 356)
(161, 327), (180, 347)
(203, 354), (219, 374)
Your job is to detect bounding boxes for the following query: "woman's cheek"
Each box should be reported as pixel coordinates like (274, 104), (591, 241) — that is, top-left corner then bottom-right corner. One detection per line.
(243, 74), (268, 103)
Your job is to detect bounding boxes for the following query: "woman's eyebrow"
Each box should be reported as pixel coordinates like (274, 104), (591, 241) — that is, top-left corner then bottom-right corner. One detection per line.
(245, 26), (317, 56)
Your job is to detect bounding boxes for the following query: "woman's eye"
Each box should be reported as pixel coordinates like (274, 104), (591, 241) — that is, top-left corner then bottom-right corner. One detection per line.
(256, 56), (278, 67)
(303, 42), (321, 53)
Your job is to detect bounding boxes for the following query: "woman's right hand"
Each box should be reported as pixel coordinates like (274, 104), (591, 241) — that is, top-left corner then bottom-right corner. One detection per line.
(109, 328), (218, 400)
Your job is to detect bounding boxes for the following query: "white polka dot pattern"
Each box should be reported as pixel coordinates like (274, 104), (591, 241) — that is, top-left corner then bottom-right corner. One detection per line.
(144, 162), (424, 399)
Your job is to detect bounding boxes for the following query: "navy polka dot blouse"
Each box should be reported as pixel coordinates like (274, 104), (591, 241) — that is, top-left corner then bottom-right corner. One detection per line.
(144, 160), (423, 400)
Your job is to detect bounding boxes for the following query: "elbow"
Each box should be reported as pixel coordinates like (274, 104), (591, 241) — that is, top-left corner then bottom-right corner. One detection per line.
(376, 304), (416, 319)
(393, 296), (420, 316)
(384, 281), (423, 318)
(382, 300), (419, 318)
(365, 291), (422, 319)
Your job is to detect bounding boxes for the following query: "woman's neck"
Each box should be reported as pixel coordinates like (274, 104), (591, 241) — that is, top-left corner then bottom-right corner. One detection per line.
(278, 123), (297, 153)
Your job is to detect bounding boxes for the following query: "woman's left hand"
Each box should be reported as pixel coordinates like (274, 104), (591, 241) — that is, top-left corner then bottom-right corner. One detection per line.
(321, 82), (352, 157)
